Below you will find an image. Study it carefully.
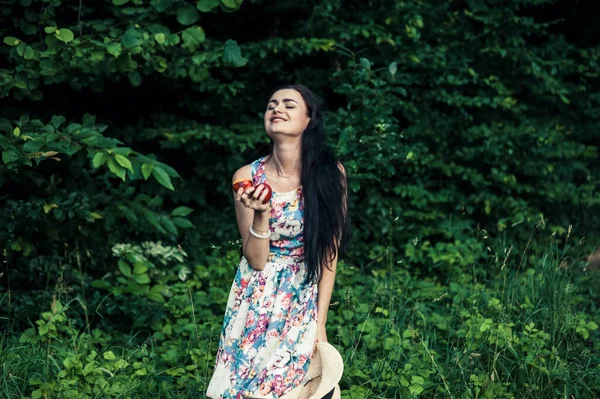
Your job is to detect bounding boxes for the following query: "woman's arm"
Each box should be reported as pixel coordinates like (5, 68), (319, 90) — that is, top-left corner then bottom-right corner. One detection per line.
(316, 162), (347, 342)
(232, 165), (271, 271)
(316, 253), (338, 338)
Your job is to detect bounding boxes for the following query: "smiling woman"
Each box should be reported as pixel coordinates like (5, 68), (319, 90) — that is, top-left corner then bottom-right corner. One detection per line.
(206, 85), (349, 399)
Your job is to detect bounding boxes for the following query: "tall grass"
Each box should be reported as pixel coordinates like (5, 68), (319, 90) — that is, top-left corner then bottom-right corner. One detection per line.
(1, 230), (599, 398)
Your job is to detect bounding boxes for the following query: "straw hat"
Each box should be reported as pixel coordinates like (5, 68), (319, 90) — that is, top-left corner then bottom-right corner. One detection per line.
(278, 341), (344, 399)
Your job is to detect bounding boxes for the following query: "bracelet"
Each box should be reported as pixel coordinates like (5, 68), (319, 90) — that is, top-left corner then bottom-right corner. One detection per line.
(249, 225), (270, 239)
(251, 224), (268, 234)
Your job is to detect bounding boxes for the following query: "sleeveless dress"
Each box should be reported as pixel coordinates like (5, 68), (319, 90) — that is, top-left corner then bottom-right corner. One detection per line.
(206, 156), (318, 399)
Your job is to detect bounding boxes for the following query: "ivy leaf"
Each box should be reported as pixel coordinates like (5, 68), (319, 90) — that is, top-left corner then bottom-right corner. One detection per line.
(114, 154), (134, 173)
(121, 28), (143, 48)
(55, 29), (75, 43)
(152, 167), (174, 190)
(197, 0), (219, 12)
(3, 36), (20, 46)
(141, 163), (154, 180)
(177, 5), (200, 25)
(223, 40), (247, 67)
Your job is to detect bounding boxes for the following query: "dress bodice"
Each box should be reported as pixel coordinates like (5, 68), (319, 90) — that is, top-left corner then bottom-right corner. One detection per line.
(251, 156), (304, 259)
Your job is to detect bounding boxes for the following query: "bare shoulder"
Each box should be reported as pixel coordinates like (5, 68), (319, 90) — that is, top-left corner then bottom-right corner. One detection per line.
(232, 164), (252, 183)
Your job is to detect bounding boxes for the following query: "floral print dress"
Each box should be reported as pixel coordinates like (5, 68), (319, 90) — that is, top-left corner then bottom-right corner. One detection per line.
(206, 156), (318, 399)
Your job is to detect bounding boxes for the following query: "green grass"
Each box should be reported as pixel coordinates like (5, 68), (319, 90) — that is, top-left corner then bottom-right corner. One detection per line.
(1, 237), (599, 398)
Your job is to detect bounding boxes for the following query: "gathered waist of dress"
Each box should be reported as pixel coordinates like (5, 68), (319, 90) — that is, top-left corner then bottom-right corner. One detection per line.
(267, 251), (305, 264)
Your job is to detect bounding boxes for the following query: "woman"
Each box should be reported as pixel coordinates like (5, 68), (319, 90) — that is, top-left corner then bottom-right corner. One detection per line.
(206, 85), (350, 399)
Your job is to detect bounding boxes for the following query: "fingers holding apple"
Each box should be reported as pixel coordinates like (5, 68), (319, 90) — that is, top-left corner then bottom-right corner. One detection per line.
(232, 179), (272, 212)
(253, 183), (272, 204)
(232, 178), (253, 194)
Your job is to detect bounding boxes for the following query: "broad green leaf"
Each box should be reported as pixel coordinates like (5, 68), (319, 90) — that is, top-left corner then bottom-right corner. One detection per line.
(177, 5), (199, 25)
(133, 274), (151, 284)
(92, 152), (108, 168)
(2, 150), (19, 164)
(24, 46), (34, 60)
(171, 206), (193, 217)
(223, 40), (247, 67)
(411, 375), (425, 385)
(147, 292), (165, 303)
(121, 28), (143, 48)
(128, 71), (142, 87)
(112, 0), (130, 4)
(141, 163), (154, 180)
(16, 42), (27, 57)
(359, 57), (370, 70)
(151, 0), (170, 11)
(103, 351), (116, 360)
(118, 260), (132, 277)
(161, 218), (178, 235)
(221, 0), (243, 8)
(182, 26), (205, 47)
(55, 29), (75, 43)
(192, 53), (206, 65)
(154, 33), (166, 44)
(89, 212), (102, 219)
(172, 217), (194, 229)
(197, 0), (219, 12)
(152, 167), (174, 190)
(389, 61), (397, 76)
(43, 204), (58, 214)
(13, 127), (20, 138)
(44, 27), (56, 33)
(3, 36), (20, 46)
(133, 262), (148, 275)
(106, 42), (122, 57)
(107, 158), (126, 181)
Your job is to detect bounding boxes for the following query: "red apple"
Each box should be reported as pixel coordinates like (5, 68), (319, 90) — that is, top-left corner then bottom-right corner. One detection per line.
(258, 183), (272, 204)
(232, 178), (253, 193)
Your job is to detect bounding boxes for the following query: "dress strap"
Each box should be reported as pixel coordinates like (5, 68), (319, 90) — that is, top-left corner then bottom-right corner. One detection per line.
(250, 156), (267, 186)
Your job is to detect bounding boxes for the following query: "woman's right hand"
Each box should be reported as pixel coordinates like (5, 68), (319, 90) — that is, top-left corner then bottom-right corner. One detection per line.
(234, 184), (271, 213)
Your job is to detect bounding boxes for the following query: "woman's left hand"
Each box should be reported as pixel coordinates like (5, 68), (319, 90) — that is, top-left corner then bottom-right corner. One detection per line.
(315, 324), (327, 350)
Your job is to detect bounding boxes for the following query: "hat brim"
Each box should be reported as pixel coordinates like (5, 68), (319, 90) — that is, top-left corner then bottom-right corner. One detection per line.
(279, 342), (343, 399)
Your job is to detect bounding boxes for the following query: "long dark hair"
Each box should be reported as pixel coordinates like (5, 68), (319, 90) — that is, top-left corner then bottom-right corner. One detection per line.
(268, 84), (350, 284)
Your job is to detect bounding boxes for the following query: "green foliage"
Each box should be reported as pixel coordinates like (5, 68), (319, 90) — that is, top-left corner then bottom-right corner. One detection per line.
(3, 237), (600, 398)
(1, 0), (600, 397)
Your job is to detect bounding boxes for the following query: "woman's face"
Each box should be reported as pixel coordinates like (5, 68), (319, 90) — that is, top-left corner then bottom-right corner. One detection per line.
(264, 89), (311, 138)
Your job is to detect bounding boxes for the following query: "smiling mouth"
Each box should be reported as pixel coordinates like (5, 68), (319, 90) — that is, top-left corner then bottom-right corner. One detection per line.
(271, 117), (286, 122)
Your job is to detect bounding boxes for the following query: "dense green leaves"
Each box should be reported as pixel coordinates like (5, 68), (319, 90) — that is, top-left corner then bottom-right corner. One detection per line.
(0, 1), (599, 396)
